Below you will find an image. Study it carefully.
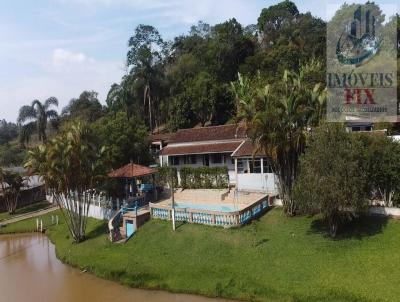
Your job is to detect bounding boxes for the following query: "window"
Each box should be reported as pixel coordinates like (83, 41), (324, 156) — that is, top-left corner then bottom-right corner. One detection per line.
(237, 159), (245, 173)
(249, 159), (261, 173)
(263, 158), (273, 173)
(185, 155), (196, 164)
(203, 154), (210, 166)
(212, 153), (223, 164)
(171, 156), (180, 166)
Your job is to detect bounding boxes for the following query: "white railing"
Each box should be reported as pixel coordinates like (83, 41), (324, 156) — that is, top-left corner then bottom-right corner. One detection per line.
(46, 192), (127, 220)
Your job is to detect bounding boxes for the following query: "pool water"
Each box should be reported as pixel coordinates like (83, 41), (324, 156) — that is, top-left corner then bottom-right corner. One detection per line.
(172, 202), (238, 212)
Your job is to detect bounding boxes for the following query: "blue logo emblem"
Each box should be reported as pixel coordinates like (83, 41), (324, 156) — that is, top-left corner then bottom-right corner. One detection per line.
(336, 5), (380, 66)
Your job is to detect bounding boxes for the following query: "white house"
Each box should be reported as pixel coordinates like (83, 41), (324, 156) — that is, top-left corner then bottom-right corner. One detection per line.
(150, 124), (278, 194)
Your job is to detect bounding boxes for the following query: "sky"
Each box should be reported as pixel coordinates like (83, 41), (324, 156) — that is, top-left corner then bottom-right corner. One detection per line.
(0, 0), (398, 122)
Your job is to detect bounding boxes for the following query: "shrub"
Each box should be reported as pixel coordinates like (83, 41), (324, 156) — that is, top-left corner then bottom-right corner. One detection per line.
(294, 123), (369, 237)
(179, 166), (229, 189)
(158, 166), (178, 188)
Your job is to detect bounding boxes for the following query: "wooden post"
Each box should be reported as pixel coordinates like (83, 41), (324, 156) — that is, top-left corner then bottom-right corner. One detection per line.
(36, 219), (39, 231)
(56, 216), (59, 225)
(40, 220), (43, 232)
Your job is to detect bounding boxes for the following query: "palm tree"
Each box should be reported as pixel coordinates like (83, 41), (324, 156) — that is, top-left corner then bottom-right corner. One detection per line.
(17, 97), (59, 145)
(232, 64), (326, 216)
(25, 122), (106, 243)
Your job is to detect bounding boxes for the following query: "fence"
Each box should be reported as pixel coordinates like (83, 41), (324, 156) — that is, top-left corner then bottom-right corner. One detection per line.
(149, 195), (269, 228)
(0, 185), (46, 212)
(46, 192), (151, 220)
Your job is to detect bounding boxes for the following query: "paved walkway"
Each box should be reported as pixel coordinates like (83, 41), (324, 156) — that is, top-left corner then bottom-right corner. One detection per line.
(0, 206), (58, 226)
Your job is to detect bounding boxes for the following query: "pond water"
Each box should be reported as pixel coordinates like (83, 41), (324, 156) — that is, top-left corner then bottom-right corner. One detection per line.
(0, 233), (233, 302)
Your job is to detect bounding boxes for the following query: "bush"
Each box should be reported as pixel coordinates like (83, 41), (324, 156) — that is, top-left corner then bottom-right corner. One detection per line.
(180, 166), (228, 189)
(158, 166), (178, 188)
(294, 123), (369, 237)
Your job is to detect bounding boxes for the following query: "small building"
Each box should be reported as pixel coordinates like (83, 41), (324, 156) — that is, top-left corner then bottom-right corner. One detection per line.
(108, 163), (158, 241)
(151, 124), (278, 195)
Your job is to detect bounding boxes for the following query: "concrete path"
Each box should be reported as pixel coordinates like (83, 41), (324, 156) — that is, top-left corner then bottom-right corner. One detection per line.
(0, 206), (58, 226)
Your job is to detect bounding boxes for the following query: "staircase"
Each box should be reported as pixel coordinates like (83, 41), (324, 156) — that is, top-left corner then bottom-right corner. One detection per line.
(108, 209), (123, 242)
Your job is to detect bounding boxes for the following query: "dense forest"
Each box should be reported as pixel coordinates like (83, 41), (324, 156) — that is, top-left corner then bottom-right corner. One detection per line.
(0, 1), (398, 169)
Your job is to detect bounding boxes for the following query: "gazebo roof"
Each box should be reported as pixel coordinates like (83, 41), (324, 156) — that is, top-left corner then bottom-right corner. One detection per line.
(108, 163), (157, 178)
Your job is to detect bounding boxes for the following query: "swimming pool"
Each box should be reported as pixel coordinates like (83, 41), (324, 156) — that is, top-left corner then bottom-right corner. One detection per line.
(172, 202), (238, 212)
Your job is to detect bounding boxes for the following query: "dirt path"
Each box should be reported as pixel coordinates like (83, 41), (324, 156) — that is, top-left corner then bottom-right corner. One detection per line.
(0, 206), (58, 226)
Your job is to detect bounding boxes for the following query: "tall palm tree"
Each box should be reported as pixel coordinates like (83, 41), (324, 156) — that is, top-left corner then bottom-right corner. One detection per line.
(17, 97), (59, 145)
(25, 122), (106, 243)
(232, 64), (326, 216)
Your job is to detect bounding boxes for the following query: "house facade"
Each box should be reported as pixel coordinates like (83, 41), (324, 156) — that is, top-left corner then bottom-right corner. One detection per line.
(150, 124), (278, 194)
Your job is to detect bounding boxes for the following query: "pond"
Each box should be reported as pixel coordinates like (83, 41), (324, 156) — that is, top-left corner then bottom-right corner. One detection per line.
(0, 233), (233, 302)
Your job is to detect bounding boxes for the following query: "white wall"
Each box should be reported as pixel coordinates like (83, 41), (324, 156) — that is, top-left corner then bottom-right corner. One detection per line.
(47, 195), (116, 220)
(369, 207), (400, 217)
(237, 173), (278, 194)
(390, 135), (400, 142)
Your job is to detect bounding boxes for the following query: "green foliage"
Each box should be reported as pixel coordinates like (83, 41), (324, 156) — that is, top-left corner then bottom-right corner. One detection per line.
(0, 120), (18, 145)
(103, 2), (327, 130)
(17, 97), (59, 145)
(0, 167), (23, 214)
(356, 134), (400, 207)
(62, 91), (104, 123)
(232, 64), (326, 216)
(158, 166), (178, 188)
(0, 143), (26, 166)
(257, 0), (299, 33)
(179, 166), (229, 189)
(91, 111), (151, 169)
(25, 121), (107, 242)
(126, 24), (166, 131)
(294, 123), (370, 237)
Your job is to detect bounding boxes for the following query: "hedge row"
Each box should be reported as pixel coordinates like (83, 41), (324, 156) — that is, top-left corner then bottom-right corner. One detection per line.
(180, 166), (229, 189)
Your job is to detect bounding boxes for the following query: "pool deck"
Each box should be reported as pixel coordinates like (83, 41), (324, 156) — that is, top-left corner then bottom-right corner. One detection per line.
(156, 189), (268, 211)
(150, 189), (271, 228)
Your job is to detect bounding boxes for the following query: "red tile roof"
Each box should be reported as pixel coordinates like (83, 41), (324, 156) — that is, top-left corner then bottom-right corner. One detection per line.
(108, 163), (157, 178)
(169, 124), (247, 143)
(149, 132), (173, 143)
(231, 140), (266, 157)
(159, 141), (242, 156)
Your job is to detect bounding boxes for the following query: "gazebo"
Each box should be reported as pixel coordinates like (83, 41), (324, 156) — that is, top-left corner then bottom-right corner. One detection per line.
(108, 163), (158, 201)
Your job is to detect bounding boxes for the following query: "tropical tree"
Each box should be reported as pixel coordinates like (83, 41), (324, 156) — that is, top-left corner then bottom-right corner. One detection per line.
(231, 63), (326, 216)
(127, 24), (166, 131)
(359, 134), (400, 207)
(17, 97), (59, 145)
(91, 111), (151, 169)
(294, 123), (369, 237)
(62, 91), (104, 123)
(25, 122), (106, 243)
(0, 167), (23, 214)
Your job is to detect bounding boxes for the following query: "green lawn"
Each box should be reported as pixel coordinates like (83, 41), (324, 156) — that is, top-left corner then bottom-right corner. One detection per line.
(0, 201), (52, 221)
(1, 208), (399, 302)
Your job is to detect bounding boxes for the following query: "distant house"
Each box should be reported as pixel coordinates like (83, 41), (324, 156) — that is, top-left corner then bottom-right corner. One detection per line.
(150, 124), (278, 194)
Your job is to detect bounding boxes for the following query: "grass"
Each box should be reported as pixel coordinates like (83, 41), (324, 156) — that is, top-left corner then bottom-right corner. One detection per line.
(0, 201), (52, 221)
(1, 208), (400, 302)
